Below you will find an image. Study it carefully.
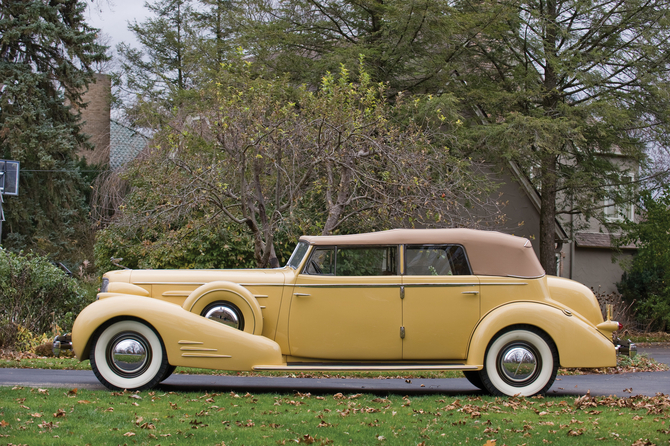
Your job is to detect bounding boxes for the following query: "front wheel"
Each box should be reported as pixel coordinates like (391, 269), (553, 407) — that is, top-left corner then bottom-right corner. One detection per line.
(479, 327), (558, 397)
(90, 320), (169, 391)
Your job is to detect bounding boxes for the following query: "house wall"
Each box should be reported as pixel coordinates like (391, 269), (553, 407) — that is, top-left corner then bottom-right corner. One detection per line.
(571, 248), (634, 294)
(494, 169), (542, 260)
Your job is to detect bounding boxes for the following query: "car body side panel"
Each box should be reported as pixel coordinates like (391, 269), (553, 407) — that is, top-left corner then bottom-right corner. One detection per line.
(466, 302), (616, 368)
(72, 296), (285, 370)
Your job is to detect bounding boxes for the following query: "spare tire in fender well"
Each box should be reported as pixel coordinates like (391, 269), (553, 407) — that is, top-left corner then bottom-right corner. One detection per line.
(182, 281), (264, 335)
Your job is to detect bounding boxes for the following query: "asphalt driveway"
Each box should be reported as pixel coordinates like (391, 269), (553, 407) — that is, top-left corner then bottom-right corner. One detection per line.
(0, 345), (667, 397)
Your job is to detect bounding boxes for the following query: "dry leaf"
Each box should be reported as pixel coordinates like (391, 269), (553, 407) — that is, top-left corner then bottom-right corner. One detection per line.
(123, 432), (136, 437)
(53, 409), (66, 418)
(67, 388), (78, 396)
(0, 420), (9, 428)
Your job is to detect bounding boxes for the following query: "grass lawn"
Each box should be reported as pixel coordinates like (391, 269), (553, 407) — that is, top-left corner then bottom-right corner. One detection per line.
(1, 386), (669, 445)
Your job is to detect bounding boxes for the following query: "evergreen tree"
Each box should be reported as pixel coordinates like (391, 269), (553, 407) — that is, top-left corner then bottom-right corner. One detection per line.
(116, 0), (198, 127)
(453, 0), (670, 272)
(0, 0), (108, 261)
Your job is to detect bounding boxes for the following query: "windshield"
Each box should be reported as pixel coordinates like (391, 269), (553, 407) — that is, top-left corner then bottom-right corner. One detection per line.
(287, 241), (310, 269)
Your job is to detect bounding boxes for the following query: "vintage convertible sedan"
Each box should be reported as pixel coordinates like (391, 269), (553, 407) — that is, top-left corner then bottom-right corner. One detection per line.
(61, 229), (633, 396)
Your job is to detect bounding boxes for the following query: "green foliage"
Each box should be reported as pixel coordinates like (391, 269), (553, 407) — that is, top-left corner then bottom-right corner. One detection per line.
(0, 0), (108, 262)
(0, 250), (94, 349)
(100, 56), (500, 269)
(617, 187), (670, 331)
(94, 221), (297, 272)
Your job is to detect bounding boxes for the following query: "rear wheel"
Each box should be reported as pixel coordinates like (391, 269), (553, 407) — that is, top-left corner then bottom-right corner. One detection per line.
(463, 371), (484, 390)
(479, 326), (558, 397)
(90, 320), (169, 391)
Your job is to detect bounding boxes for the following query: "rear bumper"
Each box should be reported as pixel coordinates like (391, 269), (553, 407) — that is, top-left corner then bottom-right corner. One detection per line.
(614, 337), (637, 357)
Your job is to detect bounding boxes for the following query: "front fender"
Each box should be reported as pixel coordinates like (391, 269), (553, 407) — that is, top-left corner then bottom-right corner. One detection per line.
(72, 295), (284, 371)
(466, 302), (616, 369)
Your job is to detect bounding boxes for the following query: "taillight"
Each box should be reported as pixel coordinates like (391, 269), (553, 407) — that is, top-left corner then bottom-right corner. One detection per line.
(617, 322), (623, 331)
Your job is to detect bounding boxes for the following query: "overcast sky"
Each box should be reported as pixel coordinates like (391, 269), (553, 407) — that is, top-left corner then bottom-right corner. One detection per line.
(86, 0), (150, 51)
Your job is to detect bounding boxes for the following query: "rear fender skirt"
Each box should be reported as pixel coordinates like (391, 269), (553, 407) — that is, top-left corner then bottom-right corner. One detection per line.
(466, 302), (616, 369)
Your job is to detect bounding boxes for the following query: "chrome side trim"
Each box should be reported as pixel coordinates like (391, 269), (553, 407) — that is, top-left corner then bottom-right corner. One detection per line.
(133, 282), (286, 286)
(294, 284), (402, 288)
(254, 295), (269, 298)
(180, 347), (217, 352)
(162, 291), (191, 297)
(178, 340), (204, 345)
(295, 283), (484, 288)
(253, 364), (480, 371)
(181, 353), (232, 358)
(403, 283), (479, 287)
(480, 282), (528, 286)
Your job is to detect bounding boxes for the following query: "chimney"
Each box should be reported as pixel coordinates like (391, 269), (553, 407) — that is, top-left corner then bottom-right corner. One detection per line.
(76, 73), (111, 165)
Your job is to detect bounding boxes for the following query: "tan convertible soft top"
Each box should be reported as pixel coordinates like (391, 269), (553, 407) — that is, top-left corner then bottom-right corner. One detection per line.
(300, 228), (545, 278)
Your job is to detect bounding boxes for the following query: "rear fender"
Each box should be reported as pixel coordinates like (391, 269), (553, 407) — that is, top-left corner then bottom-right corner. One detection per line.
(466, 302), (616, 369)
(72, 296), (283, 370)
(182, 281), (263, 335)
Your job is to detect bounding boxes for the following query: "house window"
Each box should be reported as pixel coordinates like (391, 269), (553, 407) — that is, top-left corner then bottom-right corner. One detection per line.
(604, 175), (635, 222)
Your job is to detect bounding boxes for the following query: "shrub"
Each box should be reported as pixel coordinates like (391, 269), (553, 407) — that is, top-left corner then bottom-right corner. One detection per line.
(0, 249), (94, 349)
(617, 187), (670, 331)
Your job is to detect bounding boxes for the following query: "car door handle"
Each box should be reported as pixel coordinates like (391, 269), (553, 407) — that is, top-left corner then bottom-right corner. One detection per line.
(461, 291), (479, 295)
(293, 293), (311, 297)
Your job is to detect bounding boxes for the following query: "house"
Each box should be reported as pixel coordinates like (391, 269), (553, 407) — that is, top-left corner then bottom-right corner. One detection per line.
(495, 160), (636, 294)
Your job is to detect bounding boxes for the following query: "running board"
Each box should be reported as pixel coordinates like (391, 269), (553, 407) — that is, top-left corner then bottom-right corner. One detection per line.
(253, 364), (480, 372)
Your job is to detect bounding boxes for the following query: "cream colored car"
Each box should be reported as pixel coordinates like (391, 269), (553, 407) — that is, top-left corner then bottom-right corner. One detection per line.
(64, 229), (631, 396)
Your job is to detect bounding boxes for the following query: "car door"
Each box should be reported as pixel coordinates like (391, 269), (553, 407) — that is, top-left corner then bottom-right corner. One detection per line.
(288, 245), (403, 360)
(402, 244), (480, 360)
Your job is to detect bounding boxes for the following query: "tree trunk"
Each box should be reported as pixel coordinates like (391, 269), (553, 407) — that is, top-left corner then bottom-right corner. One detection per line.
(538, 0), (559, 275)
(539, 154), (558, 274)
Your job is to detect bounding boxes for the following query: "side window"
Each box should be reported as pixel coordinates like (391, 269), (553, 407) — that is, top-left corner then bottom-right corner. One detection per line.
(304, 247), (335, 275)
(336, 247), (397, 276)
(405, 245), (471, 276)
(303, 246), (398, 276)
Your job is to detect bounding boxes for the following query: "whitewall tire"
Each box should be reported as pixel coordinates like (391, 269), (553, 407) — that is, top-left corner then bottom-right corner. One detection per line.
(479, 326), (558, 397)
(90, 320), (169, 391)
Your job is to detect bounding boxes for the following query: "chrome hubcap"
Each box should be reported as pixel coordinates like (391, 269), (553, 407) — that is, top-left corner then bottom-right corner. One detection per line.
(498, 343), (539, 385)
(204, 304), (242, 330)
(107, 332), (151, 377)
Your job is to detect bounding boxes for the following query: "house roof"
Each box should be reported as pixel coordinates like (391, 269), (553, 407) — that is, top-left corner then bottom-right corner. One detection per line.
(110, 120), (148, 169)
(575, 232), (636, 249)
